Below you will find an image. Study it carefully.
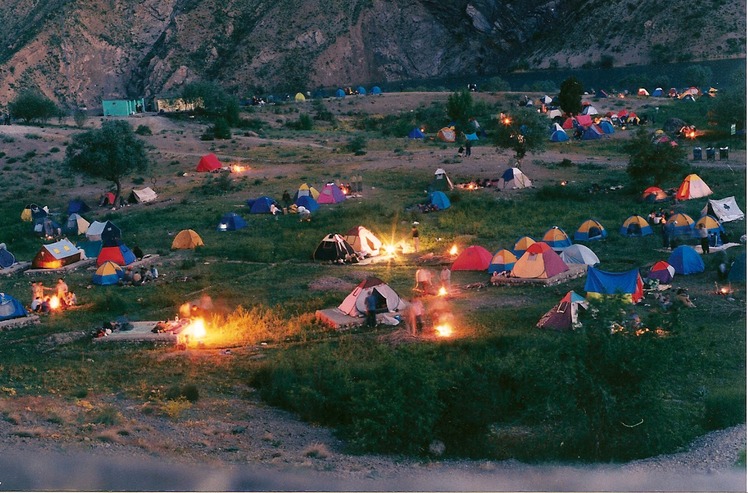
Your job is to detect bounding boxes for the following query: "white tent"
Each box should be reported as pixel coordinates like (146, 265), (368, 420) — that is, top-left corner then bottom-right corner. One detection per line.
(701, 196), (745, 223)
(65, 213), (90, 235)
(129, 187), (158, 203)
(559, 244), (600, 266)
(338, 277), (407, 316)
(548, 109), (563, 120)
(344, 226), (383, 257)
(581, 105), (599, 115)
(500, 167), (532, 189)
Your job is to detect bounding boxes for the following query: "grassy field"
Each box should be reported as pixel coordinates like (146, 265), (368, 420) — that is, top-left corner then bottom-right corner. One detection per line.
(0, 90), (744, 463)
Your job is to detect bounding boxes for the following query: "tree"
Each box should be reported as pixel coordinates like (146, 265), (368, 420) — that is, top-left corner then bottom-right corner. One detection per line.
(683, 65), (713, 87)
(64, 120), (149, 203)
(624, 128), (690, 187)
(558, 77), (584, 116)
(711, 67), (746, 132)
(8, 91), (60, 124)
(494, 108), (547, 165)
(446, 90), (474, 134)
(181, 81), (240, 125)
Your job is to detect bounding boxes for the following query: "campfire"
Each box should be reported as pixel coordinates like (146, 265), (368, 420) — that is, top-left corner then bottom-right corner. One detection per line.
(434, 323), (453, 338)
(230, 164), (249, 173)
(714, 283), (734, 296)
(49, 295), (61, 311)
(437, 286), (448, 297)
(449, 245), (459, 256)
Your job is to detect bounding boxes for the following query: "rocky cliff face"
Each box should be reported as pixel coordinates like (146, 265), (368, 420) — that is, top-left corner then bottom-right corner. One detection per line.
(0, 0), (743, 108)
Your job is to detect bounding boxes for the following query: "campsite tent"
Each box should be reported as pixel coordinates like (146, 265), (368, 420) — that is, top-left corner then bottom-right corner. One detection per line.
(436, 127), (456, 143)
(511, 242), (569, 279)
(0, 293), (27, 321)
(21, 204), (46, 222)
(67, 199), (91, 215)
(317, 183), (346, 204)
(92, 261), (124, 286)
(356, 86), (366, 95)
(408, 128), (425, 139)
(128, 187), (158, 204)
(97, 242), (137, 266)
(294, 92), (306, 102)
(64, 213), (90, 236)
(652, 87), (664, 97)
(217, 212), (247, 231)
(430, 168), (454, 191)
(637, 88), (650, 96)
(620, 215), (653, 236)
(171, 229), (204, 250)
(451, 245), (492, 271)
(512, 236), (536, 257)
(33, 217), (61, 237)
(695, 215), (724, 244)
(536, 291), (588, 331)
(550, 129), (570, 142)
(584, 266), (644, 303)
(642, 186), (669, 203)
(247, 196), (279, 213)
(488, 249), (517, 274)
(344, 226), (382, 257)
(574, 219), (607, 241)
(196, 153), (222, 172)
(0, 244), (16, 269)
(294, 195), (320, 212)
(668, 246), (705, 275)
(541, 226), (572, 251)
(76, 240), (101, 259)
(599, 121), (615, 134)
(559, 244), (600, 266)
(465, 132), (479, 141)
(86, 220), (121, 244)
(665, 213), (696, 237)
(295, 183), (320, 200)
(335, 88), (345, 98)
(31, 239), (82, 269)
(337, 277), (407, 316)
(581, 127), (602, 140)
(676, 174), (712, 201)
(313, 234), (357, 263)
(701, 196), (744, 223)
(648, 261), (676, 284)
(500, 168), (532, 189)
(428, 191), (451, 210)
(371, 86), (382, 95)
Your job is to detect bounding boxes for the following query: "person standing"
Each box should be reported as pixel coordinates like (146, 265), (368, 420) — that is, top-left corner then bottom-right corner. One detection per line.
(464, 139), (472, 157)
(697, 223), (710, 254)
(55, 278), (69, 302)
(411, 222), (420, 253)
(365, 289), (378, 328)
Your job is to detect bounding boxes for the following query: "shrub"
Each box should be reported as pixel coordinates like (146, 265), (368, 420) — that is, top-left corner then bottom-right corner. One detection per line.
(135, 125), (152, 136)
(165, 384), (200, 403)
(703, 388), (746, 430)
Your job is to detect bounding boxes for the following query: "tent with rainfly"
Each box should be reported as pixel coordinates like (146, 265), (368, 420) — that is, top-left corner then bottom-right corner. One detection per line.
(536, 290), (588, 331)
(451, 245), (493, 271)
(21, 204), (46, 222)
(642, 186), (669, 203)
(344, 226), (382, 257)
(0, 293), (27, 321)
(488, 249), (517, 274)
(620, 215), (653, 237)
(559, 244), (600, 266)
(701, 196), (744, 223)
(337, 277), (407, 317)
(668, 246), (704, 275)
(512, 236), (536, 257)
(171, 229), (204, 250)
(97, 242), (137, 266)
(196, 153), (222, 172)
(313, 234), (357, 263)
(584, 266), (644, 303)
(574, 219), (607, 241)
(676, 174), (712, 201)
(648, 261), (676, 283)
(500, 168), (532, 189)
(541, 226), (572, 251)
(92, 261), (124, 286)
(665, 213), (695, 237)
(317, 183), (346, 204)
(217, 212), (247, 231)
(511, 242), (569, 279)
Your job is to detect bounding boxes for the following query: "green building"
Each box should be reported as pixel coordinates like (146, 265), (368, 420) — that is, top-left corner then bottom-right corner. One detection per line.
(102, 98), (145, 117)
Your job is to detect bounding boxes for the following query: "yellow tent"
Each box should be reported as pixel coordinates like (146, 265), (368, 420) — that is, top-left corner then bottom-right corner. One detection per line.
(436, 127), (456, 143)
(294, 92), (306, 102)
(171, 229), (204, 250)
(297, 183), (320, 200)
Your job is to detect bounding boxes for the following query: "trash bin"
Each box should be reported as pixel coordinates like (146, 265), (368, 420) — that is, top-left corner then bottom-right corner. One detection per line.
(693, 147), (702, 161)
(706, 147), (716, 161)
(719, 147), (729, 159)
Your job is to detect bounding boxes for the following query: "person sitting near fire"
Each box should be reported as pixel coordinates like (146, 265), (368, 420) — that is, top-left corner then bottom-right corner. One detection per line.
(31, 296), (42, 312)
(64, 291), (77, 307)
(676, 288), (695, 308)
(40, 297), (51, 314)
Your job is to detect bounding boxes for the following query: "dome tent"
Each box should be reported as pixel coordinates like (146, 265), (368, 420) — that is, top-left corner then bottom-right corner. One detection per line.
(574, 219), (607, 241)
(217, 212), (247, 231)
(488, 249), (517, 274)
(668, 245), (704, 275)
(171, 229), (204, 250)
(451, 245), (492, 271)
(93, 261), (125, 286)
(620, 215), (653, 237)
(511, 242), (569, 279)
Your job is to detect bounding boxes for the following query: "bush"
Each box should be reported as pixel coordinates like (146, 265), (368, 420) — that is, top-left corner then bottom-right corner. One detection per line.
(135, 125), (152, 136)
(704, 388), (746, 430)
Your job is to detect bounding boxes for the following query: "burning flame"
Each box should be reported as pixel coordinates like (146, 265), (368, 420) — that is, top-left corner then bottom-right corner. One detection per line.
(49, 296), (61, 310)
(449, 245), (459, 256)
(187, 318), (206, 340)
(438, 287), (448, 297)
(502, 117), (512, 126)
(231, 164), (249, 173)
(384, 244), (396, 256)
(435, 324), (453, 337)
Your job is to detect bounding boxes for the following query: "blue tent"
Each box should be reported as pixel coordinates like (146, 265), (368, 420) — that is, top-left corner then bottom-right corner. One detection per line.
(581, 127), (602, 140)
(247, 196), (278, 214)
(668, 246), (705, 275)
(76, 240), (102, 259)
(465, 132), (479, 141)
(335, 88), (345, 98)
(217, 212), (247, 231)
(357, 86), (366, 95)
(550, 129), (569, 142)
(408, 127), (425, 139)
(428, 191), (451, 210)
(0, 293), (27, 321)
(584, 266), (644, 303)
(599, 121), (615, 134)
(652, 88), (664, 97)
(295, 195), (320, 212)
(0, 246), (15, 268)
(67, 199), (91, 214)
(371, 86), (382, 95)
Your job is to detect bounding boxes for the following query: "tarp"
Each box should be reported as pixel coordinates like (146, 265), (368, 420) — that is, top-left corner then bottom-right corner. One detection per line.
(584, 266), (644, 303)
(217, 212), (247, 231)
(676, 174), (712, 201)
(313, 234), (357, 263)
(541, 226), (572, 251)
(196, 153), (222, 172)
(171, 229), (204, 249)
(536, 291), (588, 330)
(488, 249), (517, 274)
(701, 196), (744, 223)
(338, 277), (407, 316)
(620, 215), (653, 237)
(451, 245), (492, 271)
(0, 293), (27, 321)
(511, 242), (569, 279)
(668, 245), (705, 275)
(574, 219), (607, 241)
(92, 261), (124, 285)
(32, 239), (82, 269)
(559, 244), (600, 266)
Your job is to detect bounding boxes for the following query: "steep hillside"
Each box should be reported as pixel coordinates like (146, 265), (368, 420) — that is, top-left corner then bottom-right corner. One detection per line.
(0, 0), (743, 108)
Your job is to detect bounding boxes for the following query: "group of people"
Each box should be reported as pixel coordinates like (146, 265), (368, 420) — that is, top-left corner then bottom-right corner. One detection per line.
(30, 278), (76, 313)
(121, 265), (159, 286)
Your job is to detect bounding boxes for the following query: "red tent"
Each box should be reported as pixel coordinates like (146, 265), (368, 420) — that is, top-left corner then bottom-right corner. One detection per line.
(451, 245), (492, 271)
(196, 153), (222, 172)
